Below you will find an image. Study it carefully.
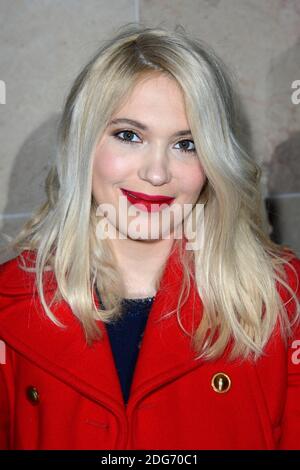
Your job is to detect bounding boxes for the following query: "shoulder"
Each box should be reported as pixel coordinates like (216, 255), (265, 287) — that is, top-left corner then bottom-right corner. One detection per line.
(0, 250), (37, 296)
(0, 250), (71, 341)
(0, 250), (58, 328)
(0, 250), (56, 297)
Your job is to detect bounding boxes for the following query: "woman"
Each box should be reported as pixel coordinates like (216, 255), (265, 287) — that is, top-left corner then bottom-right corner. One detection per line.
(0, 24), (299, 450)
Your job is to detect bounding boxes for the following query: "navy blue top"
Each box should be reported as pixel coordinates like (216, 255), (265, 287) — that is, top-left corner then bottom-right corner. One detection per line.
(96, 289), (155, 405)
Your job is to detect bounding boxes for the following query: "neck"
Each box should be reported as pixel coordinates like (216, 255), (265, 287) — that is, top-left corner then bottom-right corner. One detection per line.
(108, 236), (175, 298)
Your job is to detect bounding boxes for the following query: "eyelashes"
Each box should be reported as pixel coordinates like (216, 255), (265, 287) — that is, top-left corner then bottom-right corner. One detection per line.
(112, 129), (196, 154)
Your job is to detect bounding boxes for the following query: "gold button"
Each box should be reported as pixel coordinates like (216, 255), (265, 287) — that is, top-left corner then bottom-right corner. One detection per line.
(26, 386), (40, 404)
(211, 373), (231, 393)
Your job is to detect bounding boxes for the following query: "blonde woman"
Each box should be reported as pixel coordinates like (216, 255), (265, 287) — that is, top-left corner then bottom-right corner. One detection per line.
(0, 24), (299, 450)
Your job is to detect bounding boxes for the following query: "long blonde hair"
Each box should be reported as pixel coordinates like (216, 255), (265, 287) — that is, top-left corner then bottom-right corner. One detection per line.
(2, 23), (299, 361)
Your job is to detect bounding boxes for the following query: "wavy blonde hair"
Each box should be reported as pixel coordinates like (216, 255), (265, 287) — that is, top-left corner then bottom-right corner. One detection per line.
(2, 23), (299, 361)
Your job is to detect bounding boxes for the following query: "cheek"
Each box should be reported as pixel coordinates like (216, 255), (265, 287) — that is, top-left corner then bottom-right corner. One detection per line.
(92, 146), (129, 183)
(180, 166), (207, 196)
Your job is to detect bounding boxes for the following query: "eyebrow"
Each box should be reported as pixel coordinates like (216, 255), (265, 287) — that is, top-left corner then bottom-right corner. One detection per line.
(109, 118), (192, 137)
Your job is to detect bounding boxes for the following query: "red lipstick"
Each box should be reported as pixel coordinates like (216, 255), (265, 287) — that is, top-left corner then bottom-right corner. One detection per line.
(120, 188), (175, 212)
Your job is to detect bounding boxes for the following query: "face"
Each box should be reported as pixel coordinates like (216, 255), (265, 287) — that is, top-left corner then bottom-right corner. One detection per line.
(92, 73), (207, 242)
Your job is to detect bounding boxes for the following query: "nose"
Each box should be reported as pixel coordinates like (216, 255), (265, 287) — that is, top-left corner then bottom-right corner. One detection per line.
(137, 144), (172, 186)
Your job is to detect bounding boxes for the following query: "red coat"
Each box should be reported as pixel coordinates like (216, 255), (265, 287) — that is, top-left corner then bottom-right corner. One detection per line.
(0, 247), (300, 450)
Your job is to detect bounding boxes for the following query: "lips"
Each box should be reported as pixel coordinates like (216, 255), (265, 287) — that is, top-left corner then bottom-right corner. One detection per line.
(120, 188), (175, 203)
(120, 188), (175, 213)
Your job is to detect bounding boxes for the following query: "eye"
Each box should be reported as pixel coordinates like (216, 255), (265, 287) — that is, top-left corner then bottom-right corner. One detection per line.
(113, 130), (141, 144)
(112, 130), (196, 155)
(174, 139), (196, 154)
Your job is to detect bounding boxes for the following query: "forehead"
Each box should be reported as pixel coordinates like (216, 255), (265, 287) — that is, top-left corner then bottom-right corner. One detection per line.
(112, 73), (189, 125)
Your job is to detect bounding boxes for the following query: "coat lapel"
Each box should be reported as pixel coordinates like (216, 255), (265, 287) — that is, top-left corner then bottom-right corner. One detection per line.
(0, 243), (203, 413)
(127, 243), (203, 409)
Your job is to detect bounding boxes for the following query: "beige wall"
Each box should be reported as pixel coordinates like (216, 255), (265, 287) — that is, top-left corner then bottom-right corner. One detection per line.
(0, 0), (299, 262)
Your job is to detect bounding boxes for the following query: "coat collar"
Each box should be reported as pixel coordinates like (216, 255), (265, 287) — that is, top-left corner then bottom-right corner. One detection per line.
(0, 243), (203, 415)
